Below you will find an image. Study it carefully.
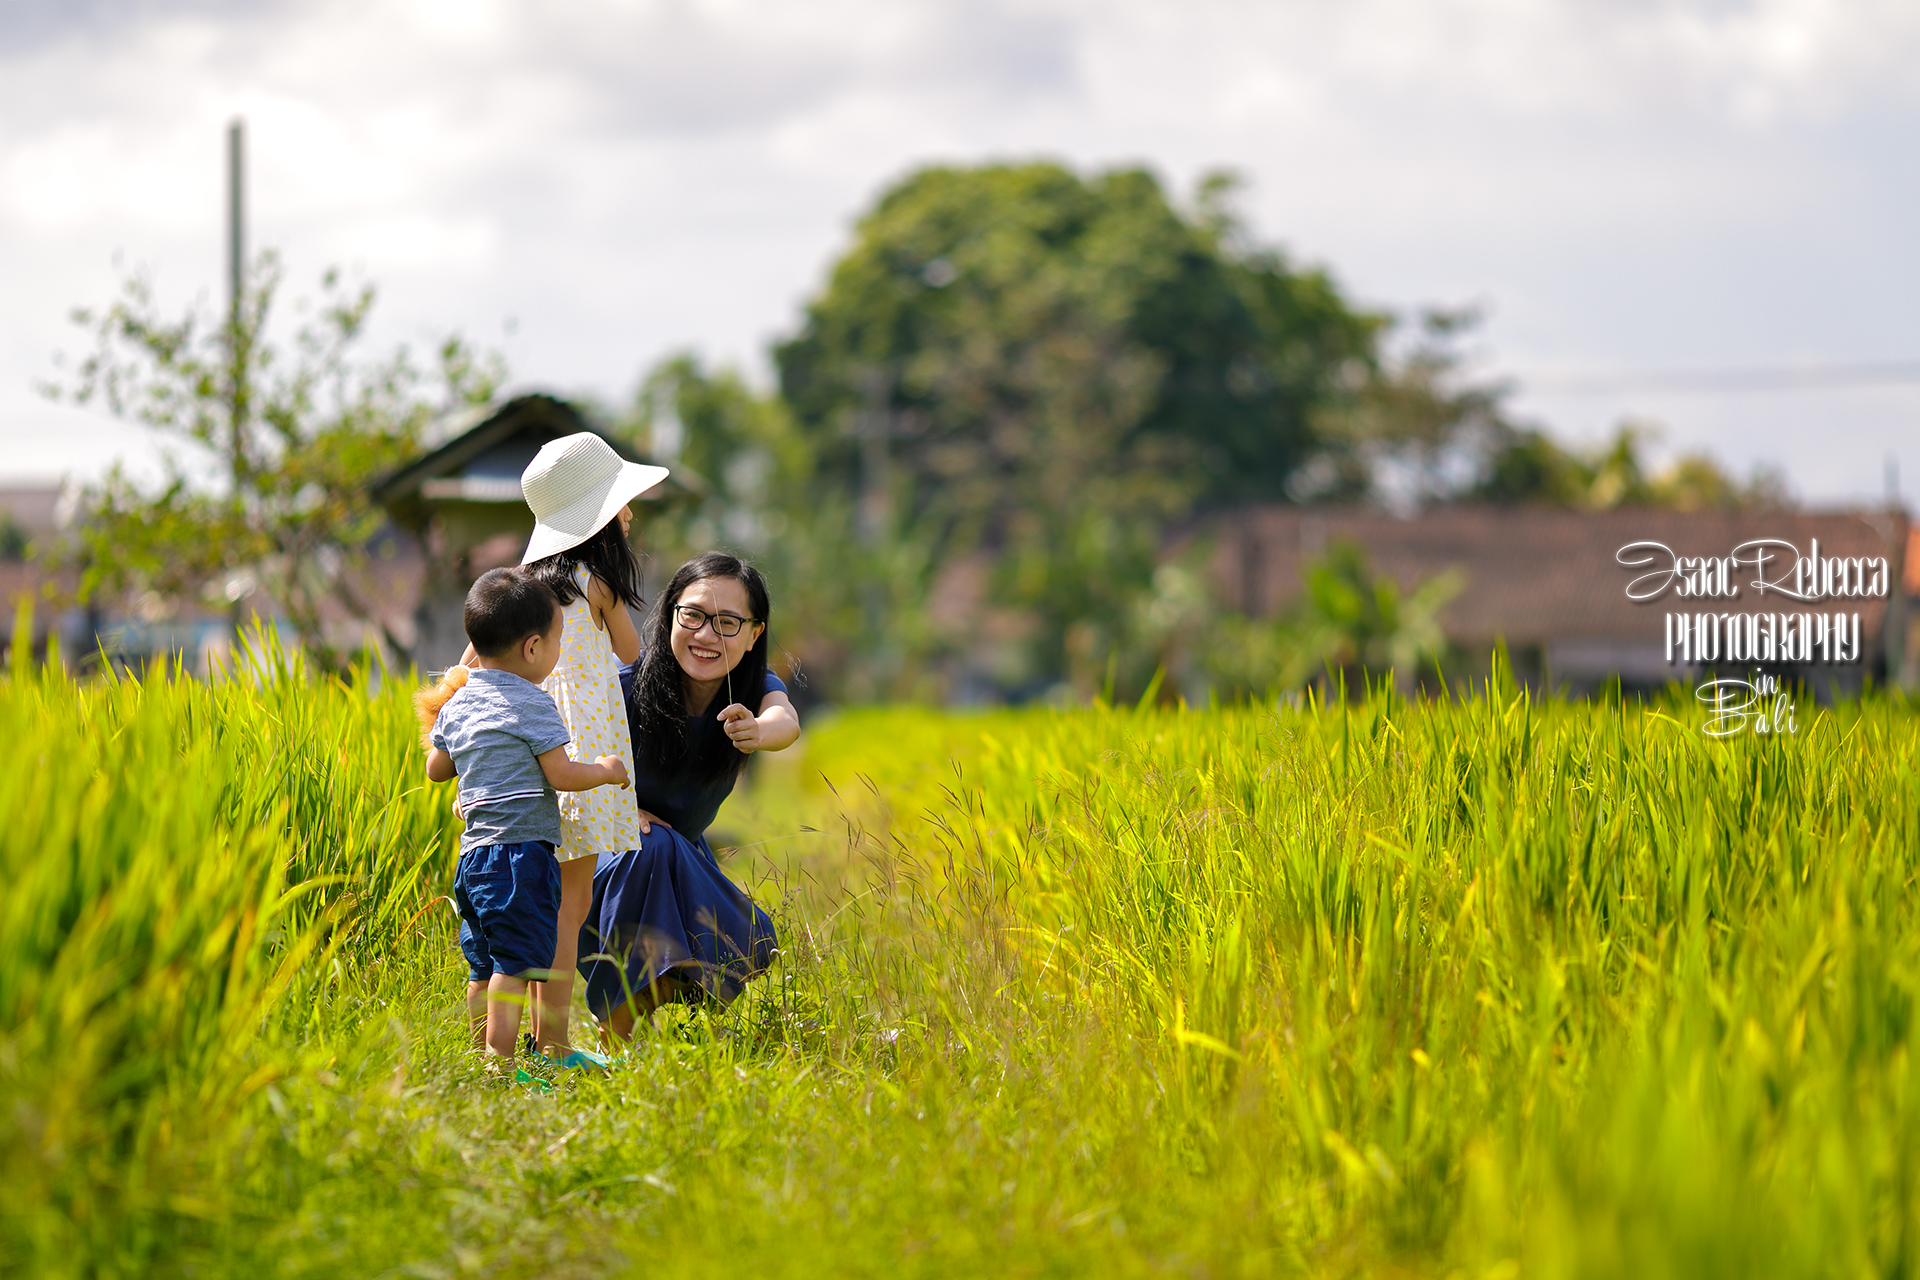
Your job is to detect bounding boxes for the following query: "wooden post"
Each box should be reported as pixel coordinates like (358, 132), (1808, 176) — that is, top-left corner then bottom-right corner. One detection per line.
(224, 118), (249, 641)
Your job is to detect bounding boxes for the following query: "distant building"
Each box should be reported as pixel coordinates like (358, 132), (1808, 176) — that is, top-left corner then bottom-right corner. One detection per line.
(0, 484), (82, 662)
(373, 393), (690, 669)
(1214, 505), (1916, 694)
(0, 482), (254, 673)
(0, 395), (690, 674)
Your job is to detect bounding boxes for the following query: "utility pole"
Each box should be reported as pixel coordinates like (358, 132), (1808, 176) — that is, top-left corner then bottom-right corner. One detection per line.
(225, 118), (249, 635)
(227, 119), (244, 338)
(226, 118), (247, 480)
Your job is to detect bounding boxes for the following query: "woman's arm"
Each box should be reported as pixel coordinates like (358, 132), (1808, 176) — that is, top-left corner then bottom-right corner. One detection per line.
(588, 576), (643, 665)
(718, 690), (800, 755)
(426, 747), (457, 783)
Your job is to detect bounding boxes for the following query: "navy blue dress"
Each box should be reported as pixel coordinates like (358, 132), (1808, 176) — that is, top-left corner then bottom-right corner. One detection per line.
(575, 659), (785, 1015)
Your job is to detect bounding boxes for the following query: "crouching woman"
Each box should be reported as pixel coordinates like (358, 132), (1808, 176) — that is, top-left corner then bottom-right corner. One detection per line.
(578, 553), (798, 1039)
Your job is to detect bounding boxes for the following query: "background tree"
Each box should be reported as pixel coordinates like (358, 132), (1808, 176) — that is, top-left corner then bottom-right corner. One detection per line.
(771, 162), (1382, 698)
(45, 253), (501, 670)
(1472, 420), (1791, 511)
(1297, 307), (1513, 505)
(1200, 541), (1464, 698)
(1301, 308), (1795, 515)
(611, 354), (872, 703)
(777, 164), (1382, 521)
(620, 162), (1785, 707)
(1282, 541), (1464, 694)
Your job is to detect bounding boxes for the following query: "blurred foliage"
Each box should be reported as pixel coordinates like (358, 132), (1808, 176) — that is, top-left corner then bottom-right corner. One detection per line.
(1296, 307), (1511, 506)
(612, 355), (885, 703)
(1474, 419), (1792, 511)
(610, 164), (1782, 707)
(1301, 309), (1791, 518)
(42, 163), (1786, 700)
(1286, 541), (1464, 693)
(1200, 540), (1464, 699)
(638, 163), (1386, 703)
(42, 253), (503, 670)
(0, 514), (31, 563)
(775, 163), (1383, 518)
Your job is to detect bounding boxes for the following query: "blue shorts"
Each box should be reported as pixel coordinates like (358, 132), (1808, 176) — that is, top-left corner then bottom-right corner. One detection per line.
(453, 841), (561, 982)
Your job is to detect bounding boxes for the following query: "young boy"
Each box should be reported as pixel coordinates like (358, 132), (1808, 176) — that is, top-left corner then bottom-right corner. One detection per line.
(426, 567), (630, 1062)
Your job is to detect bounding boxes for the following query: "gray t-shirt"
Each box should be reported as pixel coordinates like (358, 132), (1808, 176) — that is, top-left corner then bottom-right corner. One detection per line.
(430, 667), (572, 851)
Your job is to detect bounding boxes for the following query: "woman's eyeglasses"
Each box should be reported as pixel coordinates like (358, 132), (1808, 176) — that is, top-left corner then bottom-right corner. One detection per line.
(673, 605), (758, 638)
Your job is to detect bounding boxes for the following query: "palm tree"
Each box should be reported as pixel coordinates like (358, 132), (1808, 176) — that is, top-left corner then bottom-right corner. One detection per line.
(1279, 541), (1464, 695)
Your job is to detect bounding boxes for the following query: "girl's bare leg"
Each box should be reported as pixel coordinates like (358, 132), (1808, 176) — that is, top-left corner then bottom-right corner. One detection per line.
(532, 855), (599, 1054)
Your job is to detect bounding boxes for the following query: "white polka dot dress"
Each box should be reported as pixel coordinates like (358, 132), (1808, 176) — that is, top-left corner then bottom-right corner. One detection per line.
(541, 565), (639, 861)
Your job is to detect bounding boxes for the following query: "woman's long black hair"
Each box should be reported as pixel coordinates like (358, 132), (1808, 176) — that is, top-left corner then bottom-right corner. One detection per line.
(526, 516), (646, 609)
(628, 552), (772, 781)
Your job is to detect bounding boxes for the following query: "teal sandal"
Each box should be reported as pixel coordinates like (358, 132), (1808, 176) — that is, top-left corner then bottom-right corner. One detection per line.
(512, 1065), (555, 1092)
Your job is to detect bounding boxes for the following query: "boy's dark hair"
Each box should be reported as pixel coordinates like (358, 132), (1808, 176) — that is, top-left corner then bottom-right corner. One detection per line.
(464, 567), (560, 657)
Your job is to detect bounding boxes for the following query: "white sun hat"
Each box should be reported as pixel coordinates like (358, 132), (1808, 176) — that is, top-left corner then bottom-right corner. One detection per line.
(519, 432), (670, 564)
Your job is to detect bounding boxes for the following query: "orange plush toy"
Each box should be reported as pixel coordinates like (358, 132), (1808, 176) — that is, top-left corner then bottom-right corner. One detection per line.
(413, 664), (470, 748)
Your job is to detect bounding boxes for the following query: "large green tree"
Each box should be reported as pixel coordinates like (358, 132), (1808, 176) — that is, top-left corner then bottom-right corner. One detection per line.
(777, 163), (1380, 523)
(641, 164), (1783, 705)
(771, 163), (1382, 696)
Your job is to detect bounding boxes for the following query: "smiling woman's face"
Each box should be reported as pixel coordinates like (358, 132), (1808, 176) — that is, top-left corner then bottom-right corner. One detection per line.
(668, 575), (760, 689)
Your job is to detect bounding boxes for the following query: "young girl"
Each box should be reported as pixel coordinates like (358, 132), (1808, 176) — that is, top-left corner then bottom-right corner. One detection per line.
(464, 431), (667, 1063)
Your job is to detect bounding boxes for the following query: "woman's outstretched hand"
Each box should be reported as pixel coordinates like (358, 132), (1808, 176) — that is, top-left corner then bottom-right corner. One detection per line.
(718, 703), (761, 754)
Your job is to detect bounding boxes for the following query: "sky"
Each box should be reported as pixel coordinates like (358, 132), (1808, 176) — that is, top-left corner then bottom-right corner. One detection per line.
(3, 0), (1917, 504)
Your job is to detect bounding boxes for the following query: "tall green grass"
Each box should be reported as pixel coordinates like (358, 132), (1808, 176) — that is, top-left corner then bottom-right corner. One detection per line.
(0, 633), (457, 1275)
(3, 648), (1917, 1277)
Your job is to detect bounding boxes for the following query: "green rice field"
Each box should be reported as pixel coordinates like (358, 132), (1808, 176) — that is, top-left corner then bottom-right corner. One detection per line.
(3, 636), (1919, 1278)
